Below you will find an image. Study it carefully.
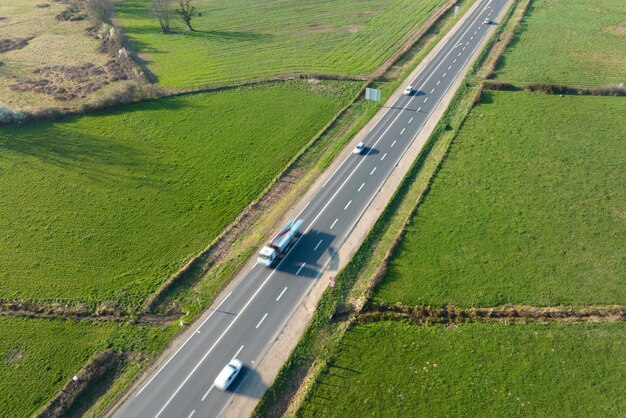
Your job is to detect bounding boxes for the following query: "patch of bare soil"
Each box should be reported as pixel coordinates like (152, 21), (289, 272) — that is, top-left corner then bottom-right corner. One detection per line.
(358, 10), (382, 17)
(0, 37), (30, 53)
(344, 25), (363, 34)
(4, 348), (25, 364)
(9, 58), (132, 101)
(616, 23), (626, 36)
(309, 24), (333, 33)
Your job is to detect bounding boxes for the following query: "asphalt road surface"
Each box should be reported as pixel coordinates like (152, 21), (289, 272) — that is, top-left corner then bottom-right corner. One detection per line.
(114, 0), (508, 416)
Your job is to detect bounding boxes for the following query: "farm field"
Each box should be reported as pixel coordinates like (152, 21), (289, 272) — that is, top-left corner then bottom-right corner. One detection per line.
(0, 0), (127, 111)
(374, 91), (626, 307)
(299, 321), (626, 417)
(494, 0), (626, 86)
(116, 0), (446, 88)
(0, 79), (361, 306)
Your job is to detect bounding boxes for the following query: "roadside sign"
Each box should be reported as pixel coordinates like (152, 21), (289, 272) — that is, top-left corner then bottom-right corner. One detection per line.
(329, 276), (335, 289)
(454, 5), (460, 16)
(365, 87), (381, 102)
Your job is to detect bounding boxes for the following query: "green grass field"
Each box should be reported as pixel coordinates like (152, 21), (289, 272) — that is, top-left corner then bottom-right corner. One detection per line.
(116, 0), (445, 88)
(374, 92), (625, 307)
(0, 317), (167, 418)
(494, 0), (626, 86)
(300, 321), (625, 417)
(0, 80), (360, 306)
(1, 318), (107, 418)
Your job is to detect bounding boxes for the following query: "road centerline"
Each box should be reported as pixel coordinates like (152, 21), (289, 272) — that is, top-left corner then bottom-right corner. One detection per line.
(256, 313), (268, 329)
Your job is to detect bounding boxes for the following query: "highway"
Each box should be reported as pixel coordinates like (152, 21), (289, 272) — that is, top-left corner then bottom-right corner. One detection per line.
(113, 0), (508, 416)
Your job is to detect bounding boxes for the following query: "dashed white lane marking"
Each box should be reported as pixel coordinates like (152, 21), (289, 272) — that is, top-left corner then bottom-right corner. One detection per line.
(430, 88), (435, 93)
(344, 200), (352, 210)
(381, 153), (387, 161)
(135, 291), (232, 397)
(358, 182), (365, 192)
(470, 36), (474, 40)
(417, 106), (422, 112)
(453, 58), (457, 63)
(187, 410), (196, 418)
(201, 386), (213, 401)
(232, 345), (244, 360)
(296, 262), (306, 275)
(370, 167), (377, 176)
(458, 52), (462, 56)
(400, 128), (406, 134)
(443, 72), (447, 77)
(276, 286), (287, 301)
(256, 313), (268, 329)
(462, 46), (466, 51)
(437, 80), (441, 85)
(448, 65), (452, 70)
(330, 218), (338, 229)
(391, 140), (397, 147)
(408, 117), (414, 123)
(466, 41), (470, 46)
(314, 239), (323, 251)
(474, 30), (478, 35)
(424, 97), (428, 103)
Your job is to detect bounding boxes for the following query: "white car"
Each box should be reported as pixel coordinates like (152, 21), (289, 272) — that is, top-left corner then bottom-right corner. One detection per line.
(403, 85), (414, 95)
(353, 141), (365, 154)
(214, 359), (243, 390)
(483, 18), (491, 24)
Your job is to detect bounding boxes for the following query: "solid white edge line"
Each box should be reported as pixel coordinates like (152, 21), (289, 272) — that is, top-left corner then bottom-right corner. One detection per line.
(276, 286), (288, 301)
(145, 0), (500, 414)
(153, 253), (290, 417)
(256, 313), (268, 329)
(294, 201), (310, 219)
(134, 291), (233, 397)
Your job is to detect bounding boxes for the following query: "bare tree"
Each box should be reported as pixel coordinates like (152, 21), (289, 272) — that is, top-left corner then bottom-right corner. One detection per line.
(175, 0), (195, 31)
(151, 0), (171, 34)
(85, 0), (114, 24)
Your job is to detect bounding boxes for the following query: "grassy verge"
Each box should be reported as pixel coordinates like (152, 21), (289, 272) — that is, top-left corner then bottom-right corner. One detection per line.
(155, 0), (477, 321)
(0, 317), (168, 418)
(493, 0), (626, 86)
(116, 0), (447, 88)
(301, 321), (626, 417)
(0, 79), (360, 308)
(375, 92), (626, 307)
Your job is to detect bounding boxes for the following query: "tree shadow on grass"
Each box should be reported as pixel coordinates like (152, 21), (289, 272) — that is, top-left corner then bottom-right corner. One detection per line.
(0, 97), (194, 185)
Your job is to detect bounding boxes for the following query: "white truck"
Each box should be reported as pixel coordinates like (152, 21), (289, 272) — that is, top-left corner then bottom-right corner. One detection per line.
(257, 219), (304, 266)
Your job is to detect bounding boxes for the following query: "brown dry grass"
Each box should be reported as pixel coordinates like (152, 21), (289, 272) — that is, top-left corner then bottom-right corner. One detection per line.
(0, 0), (129, 111)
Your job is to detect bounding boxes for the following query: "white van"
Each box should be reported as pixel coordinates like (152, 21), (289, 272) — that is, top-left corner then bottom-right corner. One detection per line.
(214, 359), (243, 390)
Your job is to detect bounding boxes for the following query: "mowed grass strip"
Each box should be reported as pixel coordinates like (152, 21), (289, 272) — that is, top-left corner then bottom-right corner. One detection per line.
(375, 92), (625, 307)
(0, 317), (115, 418)
(116, 0), (445, 88)
(0, 80), (361, 305)
(300, 321), (626, 417)
(494, 0), (626, 86)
